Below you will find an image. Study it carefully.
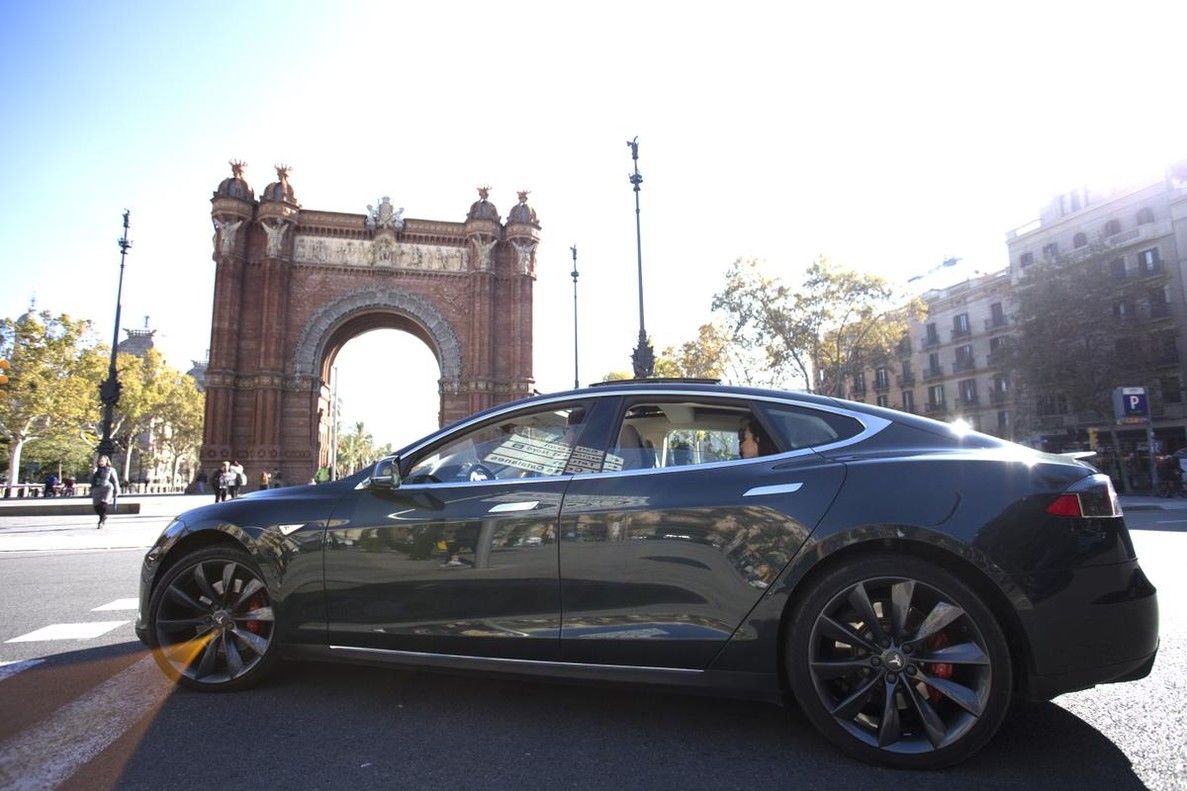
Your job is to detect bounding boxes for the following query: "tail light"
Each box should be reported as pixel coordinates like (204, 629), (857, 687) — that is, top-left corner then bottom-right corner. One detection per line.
(1046, 473), (1122, 518)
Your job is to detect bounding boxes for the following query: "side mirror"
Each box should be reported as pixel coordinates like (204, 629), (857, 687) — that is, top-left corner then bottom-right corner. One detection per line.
(368, 456), (401, 491)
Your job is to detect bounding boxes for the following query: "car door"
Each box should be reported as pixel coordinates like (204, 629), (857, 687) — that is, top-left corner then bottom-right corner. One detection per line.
(323, 399), (595, 661)
(558, 395), (853, 669)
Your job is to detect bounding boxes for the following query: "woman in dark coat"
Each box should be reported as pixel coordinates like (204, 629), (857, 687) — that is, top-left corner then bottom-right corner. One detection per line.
(90, 455), (120, 529)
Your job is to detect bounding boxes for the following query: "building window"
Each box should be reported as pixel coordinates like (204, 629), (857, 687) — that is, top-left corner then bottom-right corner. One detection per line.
(1042, 242), (1058, 260)
(993, 374), (1009, 397)
(997, 410), (1009, 434)
(989, 302), (1006, 328)
(1113, 299), (1133, 319)
(1019, 252), (1033, 268)
(1161, 376), (1182, 404)
(901, 360), (913, 378)
(1104, 218), (1122, 236)
(927, 352), (941, 376)
(876, 394), (889, 408)
(1149, 288), (1169, 318)
(928, 384), (945, 407)
(1037, 394), (1068, 415)
(1157, 330), (1179, 364)
(953, 313), (970, 338)
(902, 390), (915, 413)
(1109, 257), (1127, 280)
(989, 334), (1006, 353)
(954, 344), (974, 371)
(925, 322), (940, 346)
(1137, 207), (1155, 225)
(875, 367), (889, 389)
(1138, 247), (1161, 274)
(959, 378), (977, 404)
(1073, 232), (1088, 248)
(897, 335), (912, 357)
(852, 371), (866, 395)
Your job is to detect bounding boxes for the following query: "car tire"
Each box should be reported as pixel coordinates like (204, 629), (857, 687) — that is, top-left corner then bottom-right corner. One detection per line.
(786, 554), (1012, 769)
(146, 545), (279, 692)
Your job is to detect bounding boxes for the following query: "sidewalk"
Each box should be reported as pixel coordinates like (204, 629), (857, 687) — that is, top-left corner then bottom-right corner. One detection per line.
(0, 494), (214, 553)
(1118, 494), (1187, 511)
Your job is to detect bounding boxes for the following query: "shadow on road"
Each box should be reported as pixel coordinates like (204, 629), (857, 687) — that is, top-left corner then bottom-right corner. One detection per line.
(28, 656), (1141, 790)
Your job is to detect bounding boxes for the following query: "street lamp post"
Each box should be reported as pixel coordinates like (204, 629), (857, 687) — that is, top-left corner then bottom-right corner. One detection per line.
(627, 137), (654, 378)
(97, 211), (132, 460)
(571, 244), (580, 389)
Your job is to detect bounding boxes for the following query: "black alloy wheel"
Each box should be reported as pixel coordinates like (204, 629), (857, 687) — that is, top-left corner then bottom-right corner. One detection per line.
(147, 545), (278, 691)
(787, 554), (1011, 769)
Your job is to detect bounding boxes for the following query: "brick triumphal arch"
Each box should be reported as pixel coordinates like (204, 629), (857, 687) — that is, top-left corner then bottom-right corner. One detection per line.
(201, 163), (540, 483)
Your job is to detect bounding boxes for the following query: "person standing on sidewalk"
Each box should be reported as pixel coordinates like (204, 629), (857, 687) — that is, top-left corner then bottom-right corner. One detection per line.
(90, 455), (120, 529)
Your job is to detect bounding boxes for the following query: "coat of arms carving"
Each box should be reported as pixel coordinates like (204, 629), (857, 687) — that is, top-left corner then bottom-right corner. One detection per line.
(366, 197), (405, 232)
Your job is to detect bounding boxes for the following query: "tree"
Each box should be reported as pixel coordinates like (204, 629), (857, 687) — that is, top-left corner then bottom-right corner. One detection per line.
(998, 245), (1169, 440)
(713, 257), (923, 393)
(0, 312), (105, 491)
(655, 323), (733, 380)
(336, 421), (376, 476)
(152, 371), (205, 485)
(108, 349), (172, 484)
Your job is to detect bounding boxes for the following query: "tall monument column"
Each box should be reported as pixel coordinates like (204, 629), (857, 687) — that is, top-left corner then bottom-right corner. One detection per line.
(464, 187), (501, 415)
(250, 166), (299, 465)
(505, 191), (540, 401)
(204, 162), (255, 464)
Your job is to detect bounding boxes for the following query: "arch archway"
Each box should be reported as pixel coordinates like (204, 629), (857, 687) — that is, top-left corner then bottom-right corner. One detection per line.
(200, 166), (541, 484)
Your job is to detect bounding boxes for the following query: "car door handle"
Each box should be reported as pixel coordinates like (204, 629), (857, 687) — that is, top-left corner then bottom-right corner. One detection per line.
(487, 500), (540, 513)
(743, 483), (804, 497)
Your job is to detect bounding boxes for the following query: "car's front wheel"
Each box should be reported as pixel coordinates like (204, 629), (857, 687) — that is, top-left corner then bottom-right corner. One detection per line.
(787, 554), (1012, 768)
(147, 545), (279, 691)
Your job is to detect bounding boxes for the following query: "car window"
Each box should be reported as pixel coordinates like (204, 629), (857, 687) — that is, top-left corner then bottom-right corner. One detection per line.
(760, 403), (863, 450)
(603, 400), (773, 471)
(406, 403), (588, 484)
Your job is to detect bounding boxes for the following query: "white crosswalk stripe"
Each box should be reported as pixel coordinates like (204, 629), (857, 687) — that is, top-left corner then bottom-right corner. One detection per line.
(90, 598), (139, 612)
(4, 621), (129, 644)
(0, 655), (174, 791)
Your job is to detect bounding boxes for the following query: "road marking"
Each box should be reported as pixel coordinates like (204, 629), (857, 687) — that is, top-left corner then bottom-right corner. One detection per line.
(4, 622), (129, 644)
(91, 598), (139, 612)
(0, 654), (174, 790)
(0, 660), (44, 682)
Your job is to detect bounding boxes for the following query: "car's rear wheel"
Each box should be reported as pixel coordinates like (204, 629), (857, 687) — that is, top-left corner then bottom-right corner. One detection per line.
(787, 554), (1011, 769)
(147, 545), (278, 691)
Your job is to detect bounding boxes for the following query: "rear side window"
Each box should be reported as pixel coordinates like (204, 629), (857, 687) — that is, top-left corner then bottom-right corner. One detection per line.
(760, 403), (863, 451)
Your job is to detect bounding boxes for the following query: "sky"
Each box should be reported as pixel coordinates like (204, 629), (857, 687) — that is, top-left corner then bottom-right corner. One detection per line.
(4, 1), (1187, 448)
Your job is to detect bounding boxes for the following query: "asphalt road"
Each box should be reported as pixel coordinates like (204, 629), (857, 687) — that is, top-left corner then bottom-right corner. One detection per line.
(0, 499), (1182, 790)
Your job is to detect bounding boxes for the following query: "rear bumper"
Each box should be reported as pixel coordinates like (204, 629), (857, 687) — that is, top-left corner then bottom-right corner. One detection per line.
(1018, 559), (1159, 700)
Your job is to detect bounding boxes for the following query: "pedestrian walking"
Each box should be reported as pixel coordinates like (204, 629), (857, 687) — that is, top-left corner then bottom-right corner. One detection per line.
(90, 455), (120, 529)
(213, 461), (234, 503)
(258, 469), (271, 491)
(229, 460), (246, 499)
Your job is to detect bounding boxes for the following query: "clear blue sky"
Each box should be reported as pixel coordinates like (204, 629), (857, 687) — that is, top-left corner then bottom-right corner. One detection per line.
(4, 1), (1187, 446)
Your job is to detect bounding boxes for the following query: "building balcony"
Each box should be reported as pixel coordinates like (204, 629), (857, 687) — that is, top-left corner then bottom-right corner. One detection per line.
(957, 395), (980, 408)
(923, 365), (945, 381)
(897, 373), (916, 388)
(984, 316), (1009, 332)
(990, 390), (1010, 405)
(874, 379), (890, 392)
(924, 401), (947, 417)
(922, 334), (941, 350)
(951, 327), (972, 342)
(1146, 302), (1172, 321)
(895, 402), (917, 414)
(953, 357), (976, 373)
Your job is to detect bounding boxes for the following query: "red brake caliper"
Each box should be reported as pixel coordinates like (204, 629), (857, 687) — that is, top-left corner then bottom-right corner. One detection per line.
(243, 592), (268, 634)
(925, 632), (954, 702)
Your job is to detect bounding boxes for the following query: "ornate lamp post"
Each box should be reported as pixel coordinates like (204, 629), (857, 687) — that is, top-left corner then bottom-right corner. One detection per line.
(571, 244), (580, 389)
(627, 137), (654, 378)
(97, 211), (131, 459)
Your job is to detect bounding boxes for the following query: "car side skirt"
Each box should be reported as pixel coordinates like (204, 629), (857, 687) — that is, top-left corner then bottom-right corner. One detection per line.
(283, 644), (782, 702)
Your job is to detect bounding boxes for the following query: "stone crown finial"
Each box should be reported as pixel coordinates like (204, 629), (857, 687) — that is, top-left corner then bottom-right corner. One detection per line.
(477, 186), (490, 200)
(517, 190), (530, 203)
(230, 160), (246, 178)
(275, 164), (291, 182)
